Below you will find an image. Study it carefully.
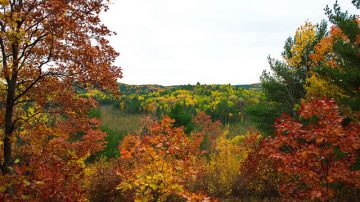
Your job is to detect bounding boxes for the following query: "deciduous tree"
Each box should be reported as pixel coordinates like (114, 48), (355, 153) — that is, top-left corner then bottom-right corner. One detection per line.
(0, 0), (121, 200)
(261, 99), (360, 200)
(0, 0), (121, 174)
(310, 2), (360, 114)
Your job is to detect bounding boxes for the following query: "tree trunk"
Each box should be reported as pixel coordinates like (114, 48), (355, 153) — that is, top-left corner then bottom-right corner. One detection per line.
(2, 28), (20, 174)
(3, 81), (15, 174)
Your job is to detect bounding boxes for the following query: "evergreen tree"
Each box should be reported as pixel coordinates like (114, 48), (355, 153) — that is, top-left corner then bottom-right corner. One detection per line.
(314, 2), (360, 113)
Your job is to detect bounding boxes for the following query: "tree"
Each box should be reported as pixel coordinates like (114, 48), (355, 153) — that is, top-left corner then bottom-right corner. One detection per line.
(261, 99), (360, 200)
(246, 58), (306, 135)
(260, 58), (306, 117)
(283, 21), (327, 74)
(311, 2), (360, 115)
(248, 21), (328, 135)
(169, 103), (195, 134)
(245, 102), (282, 136)
(0, 0), (121, 174)
(193, 112), (222, 152)
(261, 21), (327, 116)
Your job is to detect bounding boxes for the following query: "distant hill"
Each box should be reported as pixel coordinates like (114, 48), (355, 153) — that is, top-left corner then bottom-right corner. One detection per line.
(233, 83), (261, 89)
(118, 83), (261, 95)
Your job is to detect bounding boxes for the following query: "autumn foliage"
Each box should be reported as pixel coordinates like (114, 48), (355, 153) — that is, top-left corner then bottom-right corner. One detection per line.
(200, 130), (261, 197)
(116, 117), (207, 201)
(0, 0), (121, 200)
(261, 98), (360, 200)
(0, 0), (358, 201)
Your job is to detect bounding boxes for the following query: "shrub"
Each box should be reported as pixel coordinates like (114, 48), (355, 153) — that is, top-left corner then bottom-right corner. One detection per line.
(116, 117), (207, 201)
(261, 98), (360, 200)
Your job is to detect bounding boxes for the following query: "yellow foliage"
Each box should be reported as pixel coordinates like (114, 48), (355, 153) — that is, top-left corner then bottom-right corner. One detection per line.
(117, 159), (184, 201)
(85, 89), (111, 100)
(21, 106), (49, 125)
(201, 131), (259, 196)
(145, 102), (157, 113)
(0, 0), (9, 6)
(305, 73), (348, 100)
(286, 21), (317, 68)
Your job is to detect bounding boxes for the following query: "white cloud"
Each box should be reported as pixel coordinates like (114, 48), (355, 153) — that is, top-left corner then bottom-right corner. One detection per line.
(101, 0), (358, 85)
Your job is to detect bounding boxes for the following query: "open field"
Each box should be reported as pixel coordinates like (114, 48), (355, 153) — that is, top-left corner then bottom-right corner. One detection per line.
(97, 105), (154, 158)
(99, 105), (147, 133)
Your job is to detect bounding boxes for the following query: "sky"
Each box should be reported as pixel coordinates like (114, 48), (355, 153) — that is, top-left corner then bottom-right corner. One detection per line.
(101, 0), (358, 86)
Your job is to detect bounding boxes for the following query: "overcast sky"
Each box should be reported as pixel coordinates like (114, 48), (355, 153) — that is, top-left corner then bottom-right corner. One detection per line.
(101, 0), (357, 85)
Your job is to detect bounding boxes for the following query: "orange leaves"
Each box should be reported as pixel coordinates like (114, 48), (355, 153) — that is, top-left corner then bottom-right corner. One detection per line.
(193, 112), (222, 152)
(193, 112), (222, 138)
(261, 98), (360, 200)
(310, 36), (336, 67)
(310, 25), (350, 68)
(117, 117), (206, 201)
(1, 0), (121, 187)
(0, 113), (107, 200)
(119, 135), (141, 159)
(120, 148), (132, 159)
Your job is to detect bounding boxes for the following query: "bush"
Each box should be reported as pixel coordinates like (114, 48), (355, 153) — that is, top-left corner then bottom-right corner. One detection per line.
(116, 117), (208, 201)
(198, 131), (260, 197)
(260, 98), (360, 200)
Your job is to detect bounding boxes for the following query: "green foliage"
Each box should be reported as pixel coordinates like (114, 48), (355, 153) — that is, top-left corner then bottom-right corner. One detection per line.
(169, 103), (195, 134)
(249, 21), (328, 135)
(83, 89), (117, 105)
(245, 103), (282, 136)
(89, 108), (101, 119)
(261, 57), (306, 116)
(353, 0), (360, 8)
(122, 95), (144, 114)
(315, 2), (360, 113)
(100, 126), (127, 159)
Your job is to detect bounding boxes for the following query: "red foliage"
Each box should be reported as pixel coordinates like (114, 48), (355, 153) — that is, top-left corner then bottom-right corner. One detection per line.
(260, 98), (360, 200)
(1, 116), (107, 201)
(193, 112), (222, 152)
(239, 136), (281, 198)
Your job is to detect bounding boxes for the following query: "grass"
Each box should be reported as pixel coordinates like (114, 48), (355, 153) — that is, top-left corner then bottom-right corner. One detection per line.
(226, 118), (258, 137)
(93, 105), (148, 159)
(99, 105), (146, 132)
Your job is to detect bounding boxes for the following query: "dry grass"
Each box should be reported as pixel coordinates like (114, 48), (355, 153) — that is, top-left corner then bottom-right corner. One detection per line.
(99, 105), (146, 133)
(227, 119), (258, 137)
